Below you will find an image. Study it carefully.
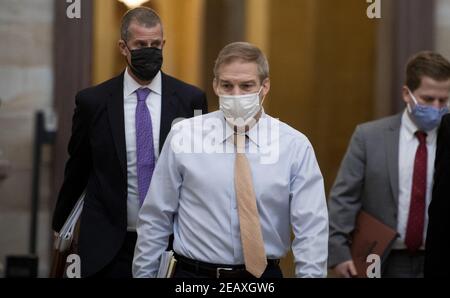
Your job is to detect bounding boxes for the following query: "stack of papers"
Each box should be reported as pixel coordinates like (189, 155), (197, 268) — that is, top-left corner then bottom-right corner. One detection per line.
(54, 190), (86, 252)
(157, 250), (177, 278)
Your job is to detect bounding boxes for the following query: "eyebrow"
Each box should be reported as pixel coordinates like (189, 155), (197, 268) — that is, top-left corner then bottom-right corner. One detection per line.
(421, 95), (449, 101)
(239, 81), (257, 84)
(134, 38), (161, 44)
(219, 80), (257, 84)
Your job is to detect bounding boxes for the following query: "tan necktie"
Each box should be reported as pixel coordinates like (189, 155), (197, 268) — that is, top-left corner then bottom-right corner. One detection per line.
(234, 133), (267, 278)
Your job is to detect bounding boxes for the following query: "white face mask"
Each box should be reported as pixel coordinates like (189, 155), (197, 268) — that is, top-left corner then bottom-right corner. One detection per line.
(218, 87), (264, 127)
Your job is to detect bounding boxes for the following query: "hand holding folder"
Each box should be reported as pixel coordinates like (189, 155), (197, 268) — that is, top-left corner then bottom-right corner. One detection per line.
(50, 190), (86, 278)
(350, 211), (398, 278)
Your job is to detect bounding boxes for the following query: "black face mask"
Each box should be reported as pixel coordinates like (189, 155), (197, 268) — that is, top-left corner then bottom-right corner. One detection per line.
(126, 44), (163, 81)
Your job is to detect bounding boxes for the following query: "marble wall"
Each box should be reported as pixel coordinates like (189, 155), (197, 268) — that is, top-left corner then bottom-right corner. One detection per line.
(0, 0), (448, 279)
(0, 0), (54, 277)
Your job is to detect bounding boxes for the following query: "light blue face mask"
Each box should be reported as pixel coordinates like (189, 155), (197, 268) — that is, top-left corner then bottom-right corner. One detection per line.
(407, 88), (449, 131)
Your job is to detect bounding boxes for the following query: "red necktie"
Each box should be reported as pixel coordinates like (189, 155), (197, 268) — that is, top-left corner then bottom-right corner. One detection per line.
(405, 131), (427, 253)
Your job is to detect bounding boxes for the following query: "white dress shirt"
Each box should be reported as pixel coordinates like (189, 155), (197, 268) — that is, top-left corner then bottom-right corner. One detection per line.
(124, 68), (162, 231)
(394, 110), (437, 249)
(133, 110), (329, 278)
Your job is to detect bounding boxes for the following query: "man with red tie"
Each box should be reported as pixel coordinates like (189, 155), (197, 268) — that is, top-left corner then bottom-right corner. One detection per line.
(328, 51), (450, 278)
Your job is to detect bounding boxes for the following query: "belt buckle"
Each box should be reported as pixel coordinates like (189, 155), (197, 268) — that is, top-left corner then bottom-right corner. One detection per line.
(216, 267), (233, 278)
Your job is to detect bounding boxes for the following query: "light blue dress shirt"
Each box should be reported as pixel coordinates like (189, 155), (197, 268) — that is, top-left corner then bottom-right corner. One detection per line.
(133, 110), (329, 277)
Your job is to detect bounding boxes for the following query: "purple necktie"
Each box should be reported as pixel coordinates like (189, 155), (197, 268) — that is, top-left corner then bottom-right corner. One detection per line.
(135, 88), (155, 207)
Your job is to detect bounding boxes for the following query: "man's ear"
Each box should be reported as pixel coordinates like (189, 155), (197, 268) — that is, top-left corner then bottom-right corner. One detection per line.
(213, 78), (219, 96)
(262, 78), (270, 97)
(402, 85), (411, 105)
(118, 40), (128, 57)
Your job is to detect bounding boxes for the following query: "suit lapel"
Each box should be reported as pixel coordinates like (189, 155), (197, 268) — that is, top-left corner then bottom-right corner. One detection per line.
(107, 72), (127, 177)
(385, 114), (402, 209)
(159, 73), (178, 153)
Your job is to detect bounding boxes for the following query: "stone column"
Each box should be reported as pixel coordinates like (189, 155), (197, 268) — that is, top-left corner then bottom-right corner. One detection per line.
(435, 0), (450, 59)
(0, 0), (54, 277)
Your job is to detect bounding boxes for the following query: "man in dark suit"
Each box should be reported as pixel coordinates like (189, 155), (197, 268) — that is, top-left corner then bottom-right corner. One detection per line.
(51, 7), (207, 278)
(425, 114), (450, 277)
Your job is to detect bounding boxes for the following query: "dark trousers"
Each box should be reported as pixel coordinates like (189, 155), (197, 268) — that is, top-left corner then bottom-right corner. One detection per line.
(90, 232), (137, 278)
(382, 250), (425, 278)
(173, 261), (283, 278)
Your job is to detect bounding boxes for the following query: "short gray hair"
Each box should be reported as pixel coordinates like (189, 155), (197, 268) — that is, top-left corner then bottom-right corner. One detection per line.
(214, 42), (269, 82)
(120, 7), (162, 42)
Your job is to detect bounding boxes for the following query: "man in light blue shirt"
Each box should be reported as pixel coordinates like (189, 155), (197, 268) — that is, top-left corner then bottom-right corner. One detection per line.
(133, 42), (328, 278)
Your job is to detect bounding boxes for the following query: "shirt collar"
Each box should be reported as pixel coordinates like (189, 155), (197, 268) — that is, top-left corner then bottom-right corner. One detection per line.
(219, 109), (267, 147)
(124, 68), (162, 98)
(401, 109), (437, 145)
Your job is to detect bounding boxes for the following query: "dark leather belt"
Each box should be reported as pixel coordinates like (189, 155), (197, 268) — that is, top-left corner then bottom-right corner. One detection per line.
(174, 253), (280, 278)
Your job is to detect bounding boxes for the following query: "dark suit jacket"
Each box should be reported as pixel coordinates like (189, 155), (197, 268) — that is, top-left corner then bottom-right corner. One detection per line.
(51, 72), (207, 277)
(425, 114), (450, 277)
